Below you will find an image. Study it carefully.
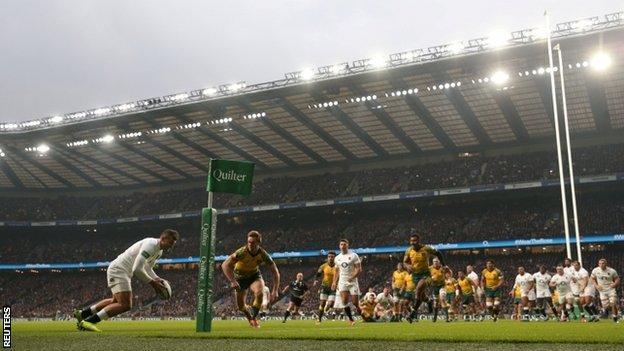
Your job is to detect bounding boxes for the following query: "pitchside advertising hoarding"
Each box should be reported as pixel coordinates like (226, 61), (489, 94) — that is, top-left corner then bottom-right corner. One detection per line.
(197, 159), (255, 332)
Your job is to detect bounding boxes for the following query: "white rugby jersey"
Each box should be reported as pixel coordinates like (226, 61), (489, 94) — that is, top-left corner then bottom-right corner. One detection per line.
(591, 267), (619, 287)
(550, 273), (573, 294)
(514, 273), (534, 292)
(375, 292), (393, 307)
(563, 266), (574, 277)
(109, 237), (162, 283)
(467, 271), (479, 286)
(572, 267), (590, 289)
(532, 272), (552, 294)
(334, 250), (361, 282)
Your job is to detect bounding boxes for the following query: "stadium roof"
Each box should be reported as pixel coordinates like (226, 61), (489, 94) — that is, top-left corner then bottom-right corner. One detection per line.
(0, 13), (623, 190)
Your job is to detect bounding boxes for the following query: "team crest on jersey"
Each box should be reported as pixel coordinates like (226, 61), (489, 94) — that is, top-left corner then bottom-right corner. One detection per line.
(341, 262), (348, 268)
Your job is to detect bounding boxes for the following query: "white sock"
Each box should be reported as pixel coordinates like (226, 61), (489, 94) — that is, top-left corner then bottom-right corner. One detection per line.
(96, 309), (109, 321)
(90, 305), (98, 314)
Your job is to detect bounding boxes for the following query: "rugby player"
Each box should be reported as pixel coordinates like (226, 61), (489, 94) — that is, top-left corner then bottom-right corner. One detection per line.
(391, 263), (407, 321)
(260, 285), (270, 319)
(590, 258), (620, 323)
(466, 265), (484, 316)
(222, 230), (280, 328)
(513, 266), (535, 321)
(73, 229), (179, 332)
(480, 259), (503, 321)
(429, 258), (445, 322)
(331, 239), (362, 326)
(532, 265), (554, 320)
(571, 261), (596, 321)
(375, 287), (394, 321)
(457, 270), (477, 321)
(442, 270), (459, 322)
(313, 251), (337, 324)
(403, 233), (445, 323)
(550, 265), (575, 321)
(360, 292), (378, 322)
(282, 272), (309, 323)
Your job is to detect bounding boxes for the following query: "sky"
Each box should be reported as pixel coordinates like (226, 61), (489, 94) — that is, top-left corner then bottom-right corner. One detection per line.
(0, 0), (621, 123)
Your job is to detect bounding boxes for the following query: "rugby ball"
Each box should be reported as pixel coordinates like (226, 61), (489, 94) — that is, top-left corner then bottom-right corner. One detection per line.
(157, 280), (172, 300)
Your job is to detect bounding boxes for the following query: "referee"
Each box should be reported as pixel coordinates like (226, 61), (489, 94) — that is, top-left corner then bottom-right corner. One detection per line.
(282, 272), (309, 322)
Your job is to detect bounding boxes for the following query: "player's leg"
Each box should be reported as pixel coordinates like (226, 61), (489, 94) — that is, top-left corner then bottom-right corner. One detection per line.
(409, 277), (427, 321)
(520, 296), (530, 321)
(235, 289), (254, 322)
(79, 291), (132, 331)
(492, 296), (501, 321)
(75, 297), (113, 322)
(339, 290), (355, 323)
(318, 296), (327, 323)
(283, 301), (294, 322)
(249, 278), (265, 319)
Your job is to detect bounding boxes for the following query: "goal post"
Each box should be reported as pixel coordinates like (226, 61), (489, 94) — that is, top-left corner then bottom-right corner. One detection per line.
(196, 159), (255, 332)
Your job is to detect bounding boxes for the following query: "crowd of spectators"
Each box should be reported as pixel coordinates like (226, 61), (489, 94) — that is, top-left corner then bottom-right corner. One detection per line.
(3, 247), (623, 319)
(2, 194), (623, 265)
(0, 143), (623, 221)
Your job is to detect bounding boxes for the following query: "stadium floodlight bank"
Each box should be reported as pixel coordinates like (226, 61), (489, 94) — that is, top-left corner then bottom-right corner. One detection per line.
(196, 159), (255, 332)
(0, 11), (621, 133)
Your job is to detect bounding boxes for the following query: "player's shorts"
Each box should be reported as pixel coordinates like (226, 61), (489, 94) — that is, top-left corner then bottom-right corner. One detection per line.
(392, 288), (403, 302)
(461, 294), (474, 305)
(106, 264), (132, 294)
(598, 288), (617, 305)
(235, 271), (262, 291)
(445, 292), (456, 304)
(430, 283), (444, 297)
(290, 296), (303, 307)
(484, 287), (501, 298)
(361, 312), (376, 322)
(570, 285), (581, 297)
(319, 285), (336, 301)
(536, 289), (551, 299)
(521, 289), (536, 301)
(580, 285), (596, 298)
(557, 291), (574, 305)
(403, 290), (414, 301)
(337, 279), (360, 295)
(412, 271), (431, 286)
(513, 297), (521, 305)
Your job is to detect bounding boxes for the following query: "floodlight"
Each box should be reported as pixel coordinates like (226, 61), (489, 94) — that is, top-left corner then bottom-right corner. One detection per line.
(490, 71), (509, 85)
(590, 52), (611, 71)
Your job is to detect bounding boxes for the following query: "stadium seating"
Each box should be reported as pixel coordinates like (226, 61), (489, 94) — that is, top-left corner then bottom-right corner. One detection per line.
(0, 143), (623, 221)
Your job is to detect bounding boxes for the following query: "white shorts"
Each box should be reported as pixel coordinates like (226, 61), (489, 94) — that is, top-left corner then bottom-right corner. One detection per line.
(557, 291), (574, 305)
(580, 285), (596, 298)
(598, 288), (617, 304)
(337, 279), (360, 295)
(536, 290), (551, 299)
(107, 264), (132, 294)
(521, 289), (536, 301)
(319, 293), (336, 302)
(570, 285), (581, 297)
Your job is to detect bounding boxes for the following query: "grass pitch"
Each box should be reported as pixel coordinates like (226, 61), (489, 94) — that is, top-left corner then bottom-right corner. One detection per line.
(12, 319), (624, 351)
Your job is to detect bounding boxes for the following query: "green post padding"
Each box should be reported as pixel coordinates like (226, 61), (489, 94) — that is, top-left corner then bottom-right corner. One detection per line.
(196, 207), (217, 332)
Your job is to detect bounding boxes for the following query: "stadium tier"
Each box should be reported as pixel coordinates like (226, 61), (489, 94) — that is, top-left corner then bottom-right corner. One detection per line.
(2, 13), (624, 342)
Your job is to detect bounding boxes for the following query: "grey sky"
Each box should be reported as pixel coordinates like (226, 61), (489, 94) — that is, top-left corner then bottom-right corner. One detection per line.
(0, 0), (620, 123)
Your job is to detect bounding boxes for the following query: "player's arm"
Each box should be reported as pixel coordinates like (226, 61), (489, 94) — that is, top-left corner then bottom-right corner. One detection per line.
(494, 271), (504, 290)
(268, 261), (280, 301)
(281, 284), (290, 295)
(402, 251), (413, 273)
(332, 265), (340, 290)
(221, 252), (240, 290)
(611, 273), (620, 289)
(480, 274), (486, 290)
(313, 267), (323, 287)
(527, 276), (535, 292)
(351, 258), (362, 281)
(549, 277), (557, 289)
(132, 241), (164, 290)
